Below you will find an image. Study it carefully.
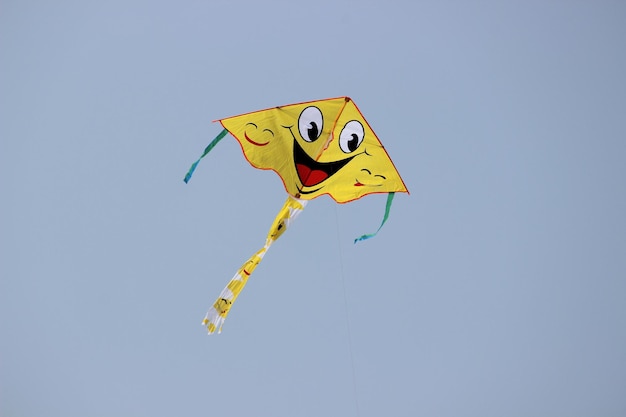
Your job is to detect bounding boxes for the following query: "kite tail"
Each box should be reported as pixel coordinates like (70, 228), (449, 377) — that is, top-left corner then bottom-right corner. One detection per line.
(202, 195), (307, 334)
(354, 192), (395, 243)
(183, 128), (228, 183)
(202, 246), (269, 334)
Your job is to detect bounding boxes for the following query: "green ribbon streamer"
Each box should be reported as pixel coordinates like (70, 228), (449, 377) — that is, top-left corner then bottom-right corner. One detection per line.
(354, 192), (395, 243)
(183, 128), (229, 183)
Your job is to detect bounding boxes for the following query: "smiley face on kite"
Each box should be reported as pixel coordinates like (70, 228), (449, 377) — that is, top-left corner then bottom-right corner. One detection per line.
(185, 96), (409, 334)
(219, 97), (408, 203)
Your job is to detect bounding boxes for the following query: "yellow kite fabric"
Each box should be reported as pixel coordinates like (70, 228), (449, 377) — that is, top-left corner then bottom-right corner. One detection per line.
(219, 97), (408, 203)
(202, 196), (307, 334)
(184, 97), (408, 334)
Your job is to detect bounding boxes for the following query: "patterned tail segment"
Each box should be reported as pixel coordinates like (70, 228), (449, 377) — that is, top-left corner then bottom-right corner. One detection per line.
(202, 196), (308, 334)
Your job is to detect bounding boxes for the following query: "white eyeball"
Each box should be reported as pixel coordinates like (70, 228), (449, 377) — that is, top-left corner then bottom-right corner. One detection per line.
(339, 120), (364, 153)
(298, 106), (324, 142)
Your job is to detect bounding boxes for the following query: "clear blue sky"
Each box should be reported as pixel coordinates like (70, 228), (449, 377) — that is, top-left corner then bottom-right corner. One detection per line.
(2, 1), (625, 416)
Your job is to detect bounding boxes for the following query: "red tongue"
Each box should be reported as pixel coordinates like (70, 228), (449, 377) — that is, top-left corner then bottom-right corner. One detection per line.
(296, 163), (328, 187)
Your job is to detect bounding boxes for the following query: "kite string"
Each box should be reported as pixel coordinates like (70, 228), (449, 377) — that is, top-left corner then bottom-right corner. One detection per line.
(334, 205), (361, 417)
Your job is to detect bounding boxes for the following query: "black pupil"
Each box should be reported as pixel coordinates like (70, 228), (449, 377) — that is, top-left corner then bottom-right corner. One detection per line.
(307, 122), (319, 141)
(348, 134), (359, 151)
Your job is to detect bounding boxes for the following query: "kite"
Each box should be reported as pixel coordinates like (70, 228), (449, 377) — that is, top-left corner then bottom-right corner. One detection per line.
(184, 97), (408, 334)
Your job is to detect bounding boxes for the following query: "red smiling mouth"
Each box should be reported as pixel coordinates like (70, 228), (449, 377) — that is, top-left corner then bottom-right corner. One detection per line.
(244, 131), (270, 146)
(293, 139), (355, 189)
(296, 164), (329, 187)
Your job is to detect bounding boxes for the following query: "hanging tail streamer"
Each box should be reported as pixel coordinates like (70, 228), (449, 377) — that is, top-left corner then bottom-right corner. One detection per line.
(354, 192), (395, 243)
(183, 128), (229, 183)
(202, 195), (308, 334)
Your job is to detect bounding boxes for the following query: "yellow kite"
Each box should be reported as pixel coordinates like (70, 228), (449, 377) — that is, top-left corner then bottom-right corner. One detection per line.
(184, 97), (408, 334)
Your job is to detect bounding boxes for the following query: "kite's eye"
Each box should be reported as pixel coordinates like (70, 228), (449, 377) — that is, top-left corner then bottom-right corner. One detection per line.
(339, 120), (364, 153)
(298, 106), (324, 142)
